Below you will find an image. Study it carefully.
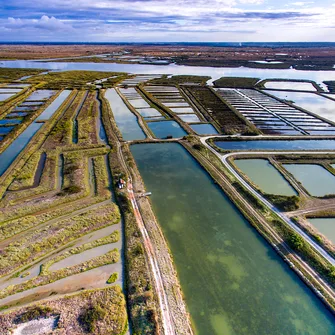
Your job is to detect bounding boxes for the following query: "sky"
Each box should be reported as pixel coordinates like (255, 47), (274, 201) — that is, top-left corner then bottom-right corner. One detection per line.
(0, 0), (334, 42)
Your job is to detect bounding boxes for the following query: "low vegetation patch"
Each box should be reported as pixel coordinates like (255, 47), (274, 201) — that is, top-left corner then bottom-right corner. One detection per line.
(264, 194), (300, 212)
(149, 74), (210, 85)
(107, 272), (118, 284)
(0, 287), (127, 335)
(27, 70), (126, 89)
(213, 76), (260, 88)
(0, 68), (44, 83)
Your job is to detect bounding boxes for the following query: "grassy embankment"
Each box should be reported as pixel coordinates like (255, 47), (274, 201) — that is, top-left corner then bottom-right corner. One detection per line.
(26, 70), (128, 89)
(99, 89), (159, 335)
(0, 68), (44, 83)
(149, 74), (210, 86)
(213, 76), (260, 88)
(0, 287), (127, 335)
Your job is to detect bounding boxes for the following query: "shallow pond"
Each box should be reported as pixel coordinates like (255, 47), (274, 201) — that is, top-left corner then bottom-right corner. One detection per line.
(132, 143), (335, 335)
(36, 90), (71, 120)
(147, 120), (187, 139)
(190, 123), (218, 135)
(26, 90), (55, 101)
(0, 94), (15, 102)
(234, 159), (297, 196)
(309, 218), (335, 245)
(105, 89), (146, 141)
(137, 108), (162, 118)
(264, 81), (317, 91)
(283, 164), (335, 197)
(170, 107), (195, 114)
(214, 139), (335, 151)
(178, 114), (201, 123)
(0, 119), (21, 125)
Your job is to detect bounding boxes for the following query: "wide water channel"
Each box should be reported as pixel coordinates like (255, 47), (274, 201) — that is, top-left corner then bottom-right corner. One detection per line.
(105, 88), (145, 141)
(2, 60), (335, 88)
(131, 143), (335, 335)
(215, 139), (335, 151)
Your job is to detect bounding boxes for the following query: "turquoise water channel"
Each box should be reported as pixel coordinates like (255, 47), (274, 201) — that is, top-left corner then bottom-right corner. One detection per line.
(131, 143), (335, 335)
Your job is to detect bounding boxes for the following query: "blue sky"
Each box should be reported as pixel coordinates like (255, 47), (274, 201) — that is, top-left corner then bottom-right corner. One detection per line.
(0, 0), (334, 42)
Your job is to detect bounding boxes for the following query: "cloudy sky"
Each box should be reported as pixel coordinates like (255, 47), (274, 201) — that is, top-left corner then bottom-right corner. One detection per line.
(0, 0), (334, 42)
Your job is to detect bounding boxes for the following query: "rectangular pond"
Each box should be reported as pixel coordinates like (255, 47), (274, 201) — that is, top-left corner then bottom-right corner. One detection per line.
(0, 122), (43, 175)
(137, 108), (162, 118)
(309, 218), (335, 245)
(178, 114), (201, 123)
(26, 90), (55, 101)
(0, 94), (15, 102)
(190, 123), (218, 135)
(234, 159), (297, 196)
(131, 143), (335, 335)
(283, 164), (335, 197)
(36, 90), (71, 121)
(264, 81), (317, 91)
(105, 88), (146, 141)
(0, 119), (22, 125)
(147, 120), (187, 139)
(214, 139), (335, 151)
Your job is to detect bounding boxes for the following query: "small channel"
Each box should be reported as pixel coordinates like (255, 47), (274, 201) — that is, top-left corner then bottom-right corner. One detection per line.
(105, 88), (146, 141)
(0, 122), (43, 176)
(131, 142), (335, 335)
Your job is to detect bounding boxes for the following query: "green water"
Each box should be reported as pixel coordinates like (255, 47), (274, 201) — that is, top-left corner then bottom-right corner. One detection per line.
(283, 164), (335, 197)
(235, 159), (297, 196)
(131, 143), (335, 335)
(309, 218), (335, 245)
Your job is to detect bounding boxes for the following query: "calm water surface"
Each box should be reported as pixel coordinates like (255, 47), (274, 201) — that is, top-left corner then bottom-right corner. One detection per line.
(235, 159), (297, 196)
(131, 143), (335, 335)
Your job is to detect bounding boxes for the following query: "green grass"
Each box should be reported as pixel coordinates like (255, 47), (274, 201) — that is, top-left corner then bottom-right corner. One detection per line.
(149, 75), (211, 86)
(27, 70), (126, 89)
(0, 68), (44, 83)
(107, 272), (118, 284)
(213, 76), (260, 88)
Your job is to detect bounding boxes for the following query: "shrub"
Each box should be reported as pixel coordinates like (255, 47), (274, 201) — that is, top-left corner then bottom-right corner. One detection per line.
(81, 305), (106, 332)
(18, 306), (53, 322)
(107, 272), (118, 284)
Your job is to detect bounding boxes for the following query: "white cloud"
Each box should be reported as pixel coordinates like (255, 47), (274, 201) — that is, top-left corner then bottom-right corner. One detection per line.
(6, 15), (72, 31)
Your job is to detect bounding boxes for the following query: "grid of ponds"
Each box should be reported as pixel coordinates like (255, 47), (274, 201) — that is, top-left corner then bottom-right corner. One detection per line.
(263, 90), (335, 129)
(119, 87), (166, 121)
(0, 89), (56, 142)
(216, 88), (335, 135)
(144, 85), (211, 132)
(0, 83), (30, 102)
